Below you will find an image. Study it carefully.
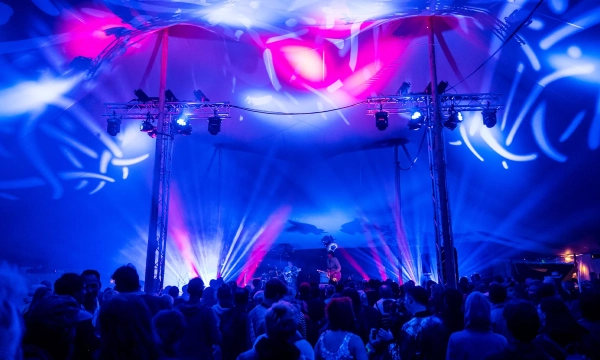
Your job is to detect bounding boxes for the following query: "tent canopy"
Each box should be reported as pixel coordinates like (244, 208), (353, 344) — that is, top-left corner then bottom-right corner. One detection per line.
(1, 0), (599, 283)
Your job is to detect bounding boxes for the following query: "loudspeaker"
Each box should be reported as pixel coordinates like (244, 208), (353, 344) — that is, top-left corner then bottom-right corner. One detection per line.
(421, 253), (432, 274)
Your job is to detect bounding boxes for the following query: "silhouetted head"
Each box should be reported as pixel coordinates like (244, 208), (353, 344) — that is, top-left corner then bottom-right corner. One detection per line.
(111, 265), (140, 293)
(54, 273), (86, 305)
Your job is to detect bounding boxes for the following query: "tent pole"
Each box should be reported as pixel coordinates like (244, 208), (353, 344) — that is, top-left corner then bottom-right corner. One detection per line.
(145, 28), (171, 294)
(427, 16), (457, 288)
(394, 145), (404, 284)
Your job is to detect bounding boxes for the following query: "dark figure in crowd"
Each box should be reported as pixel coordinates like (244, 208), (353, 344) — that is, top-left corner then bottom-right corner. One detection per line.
(507, 284), (527, 301)
(458, 276), (471, 296)
(81, 269), (102, 326)
(53, 273), (100, 360)
(24, 286), (53, 317)
(112, 265), (161, 316)
(177, 277), (222, 360)
(307, 283), (326, 325)
(341, 288), (381, 345)
(153, 309), (187, 360)
(375, 286), (446, 360)
(527, 280), (543, 305)
(251, 279), (262, 299)
(247, 278), (288, 347)
(447, 292), (507, 359)
(41, 280), (52, 290)
(54, 273), (86, 306)
(366, 279), (381, 307)
(202, 287), (218, 307)
(239, 300), (313, 360)
(373, 285), (394, 316)
(314, 297), (367, 360)
(578, 290), (600, 339)
(213, 284), (233, 326)
(168, 286), (185, 307)
(534, 296), (596, 360)
(486, 300), (552, 360)
(489, 283), (509, 338)
(99, 294), (159, 360)
(23, 295), (94, 360)
(221, 288), (250, 360)
(538, 282), (557, 300)
(438, 288), (464, 335)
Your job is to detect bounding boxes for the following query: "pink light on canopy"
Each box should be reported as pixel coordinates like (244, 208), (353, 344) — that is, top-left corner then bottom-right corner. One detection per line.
(56, 4), (136, 59)
(281, 46), (324, 82)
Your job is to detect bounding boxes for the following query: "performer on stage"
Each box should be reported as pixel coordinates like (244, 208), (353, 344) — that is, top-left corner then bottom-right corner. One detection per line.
(326, 252), (341, 283)
(283, 261), (300, 288)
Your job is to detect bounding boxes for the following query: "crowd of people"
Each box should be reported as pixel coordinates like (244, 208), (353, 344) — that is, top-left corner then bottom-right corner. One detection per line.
(1, 261), (600, 360)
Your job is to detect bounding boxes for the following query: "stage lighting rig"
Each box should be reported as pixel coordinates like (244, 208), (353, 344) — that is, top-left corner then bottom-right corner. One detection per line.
(107, 113), (121, 136)
(140, 113), (157, 137)
(194, 89), (210, 102)
(482, 103), (497, 128)
(375, 111), (388, 131)
(444, 105), (463, 131)
(174, 115), (193, 135)
(397, 82), (411, 96)
(208, 115), (222, 135)
(424, 81), (449, 95)
(165, 90), (178, 102)
(134, 89), (154, 102)
(408, 109), (424, 130)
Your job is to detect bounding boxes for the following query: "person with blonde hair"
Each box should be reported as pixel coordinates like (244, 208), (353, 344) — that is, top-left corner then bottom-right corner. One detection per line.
(239, 300), (314, 360)
(446, 292), (507, 360)
(315, 297), (367, 360)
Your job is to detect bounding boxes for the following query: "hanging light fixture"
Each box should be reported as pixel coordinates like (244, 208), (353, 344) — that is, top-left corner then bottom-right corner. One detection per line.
(375, 111), (389, 131)
(444, 105), (463, 130)
(174, 115), (193, 135)
(408, 108), (424, 130)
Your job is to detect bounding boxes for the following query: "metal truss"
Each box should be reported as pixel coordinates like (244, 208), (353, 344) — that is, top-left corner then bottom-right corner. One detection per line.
(103, 101), (231, 120)
(366, 93), (502, 114)
(153, 120), (174, 292)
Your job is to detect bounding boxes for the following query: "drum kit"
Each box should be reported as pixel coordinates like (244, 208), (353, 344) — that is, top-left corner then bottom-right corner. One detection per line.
(260, 267), (285, 287)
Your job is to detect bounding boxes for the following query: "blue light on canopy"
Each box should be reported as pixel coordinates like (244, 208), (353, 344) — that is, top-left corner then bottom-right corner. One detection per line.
(0, 0), (599, 285)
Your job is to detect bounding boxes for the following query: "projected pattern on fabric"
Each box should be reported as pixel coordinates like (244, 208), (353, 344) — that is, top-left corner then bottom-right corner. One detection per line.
(1, 0), (599, 285)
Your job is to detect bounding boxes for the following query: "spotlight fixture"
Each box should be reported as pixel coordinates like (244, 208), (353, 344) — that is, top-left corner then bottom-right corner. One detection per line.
(174, 115), (193, 135)
(165, 89), (178, 102)
(437, 80), (449, 94)
(444, 105), (463, 131)
(482, 103), (497, 128)
(424, 81), (449, 95)
(375, 111), (388, 131)
(208, 116), (222, 135)
(397, 82), (411, 96)
(408, 108), (423, 130)
(194, 89), (210, 102)
(134, 89), (151, 102)
(107, 115), (121, 136)
(140, 113), (156, 137)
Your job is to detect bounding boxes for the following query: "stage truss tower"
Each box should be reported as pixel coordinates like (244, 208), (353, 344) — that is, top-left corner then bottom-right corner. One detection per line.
(103, 29), (230, 292)
(366, 17), (503, 287)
